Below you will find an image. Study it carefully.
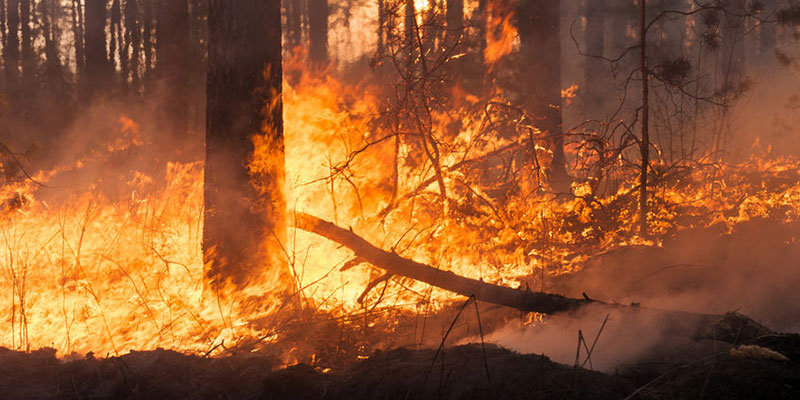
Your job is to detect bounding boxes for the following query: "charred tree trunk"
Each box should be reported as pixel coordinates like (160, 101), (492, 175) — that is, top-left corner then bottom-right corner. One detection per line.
(445, 0), (463, 48)
(639, 0), (650, 238)
(517, 0), (568, 185)
(307, 0), (327, 65)
(84, 0), (109, 102)
(296, 212), (772, 344)
(71, 0), (85, 77)
(124, 0), (140, 92)
(157, 0), (191, 151)
(109, 0), (121, 90)
(204, 0), (288, 290)
(404, 0), (415, 69)
(6, 0), (19, 84)
(583, 0), (605, 119)
(42, 0), (64, 98)
(377, 0), (386, 56)
(758, 3), (776, 66)
(142, 0), (153, 89)
(286, 0), (302, 51)
(19, 0), (32, 92)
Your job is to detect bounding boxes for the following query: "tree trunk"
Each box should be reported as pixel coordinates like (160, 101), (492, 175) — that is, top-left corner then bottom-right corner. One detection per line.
(124, 0), (140, 92)
(204, 0), (289, 290)
(142, 0), (153, 88)
(445, 0), (463, 48)
(404, 0), (415, 69)
(84, 0), (109, 101)
(19, 0), (32, 91)
(758, 3), (776, 66)
(6, 0), (19, 83)
(157, 0), (190, 149)
(286, 0), (302, 51)
(296, 212), (773, 344)
(42, 0), (64, 97)
(583, 0), (605, 119)
(307, 0), (327, 65)
(639, 0), (650, 238)
(517, 0), (568, 184)
(71, 0), (85, 77)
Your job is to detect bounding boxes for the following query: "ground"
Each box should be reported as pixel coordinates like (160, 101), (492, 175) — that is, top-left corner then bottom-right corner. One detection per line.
(0, 336), (797, 399)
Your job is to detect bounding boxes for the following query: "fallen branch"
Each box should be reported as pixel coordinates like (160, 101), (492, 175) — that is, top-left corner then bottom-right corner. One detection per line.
(295, 213), (772, 343)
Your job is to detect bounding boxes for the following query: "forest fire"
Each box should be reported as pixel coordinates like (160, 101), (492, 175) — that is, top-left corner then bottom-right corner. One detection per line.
(0, 0), (799, 399)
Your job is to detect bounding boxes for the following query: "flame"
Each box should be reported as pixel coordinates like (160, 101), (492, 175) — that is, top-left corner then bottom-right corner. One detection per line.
(1, 47), (799, 360)
(483, 1), (518, 65)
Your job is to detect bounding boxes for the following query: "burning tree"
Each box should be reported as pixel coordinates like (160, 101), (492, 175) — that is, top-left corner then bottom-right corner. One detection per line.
(203, 0), (290, 292)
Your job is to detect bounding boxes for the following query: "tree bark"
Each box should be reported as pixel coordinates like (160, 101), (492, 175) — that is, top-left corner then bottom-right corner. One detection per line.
(758, 2), (776, 66)
(6, 0), (19, 83)
(84, 0), (109, 101)
(19, 0), (31, 90)
(286, 0), (302, 51)
(517, 0), (568, 184)
(204, 0), (289, 290)
(445, 0), (463, 48)
(157, 0), (191, 148)
(639, 0), (650, 238)
(307, 0), (327, 65)
(295, 212), (772, 344)
(71, 0), (85, 76)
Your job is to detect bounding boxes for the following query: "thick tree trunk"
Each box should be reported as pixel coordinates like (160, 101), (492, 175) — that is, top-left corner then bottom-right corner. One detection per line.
(142, 0), (153, 87)
(124, 0), (140, 92)
(157, 0), (191, 147)
(84, 0), (109, 101)
(296, 212), (773, 344)
(286, 0), (302, 51)
(445, 0), (463, 48)
(204, 0), (288, 290)
(517, 0), (568, 184)
(758, 3), (776, 66)
(42, 0), (64, 96)
(71, 0), (85, 76)
(307, 0), (327, 65)
(6, 0), (19, 83)
(19, 0), (31, 90)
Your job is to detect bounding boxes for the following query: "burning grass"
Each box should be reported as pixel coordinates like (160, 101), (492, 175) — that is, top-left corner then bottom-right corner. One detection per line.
(0, 54), (798, 364)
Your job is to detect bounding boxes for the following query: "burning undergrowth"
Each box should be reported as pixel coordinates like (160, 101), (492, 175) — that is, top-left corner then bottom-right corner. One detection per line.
(0, 43), (797, 374)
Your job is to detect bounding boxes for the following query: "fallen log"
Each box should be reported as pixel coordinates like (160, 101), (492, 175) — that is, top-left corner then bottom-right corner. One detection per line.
(295, 212), (772, 343)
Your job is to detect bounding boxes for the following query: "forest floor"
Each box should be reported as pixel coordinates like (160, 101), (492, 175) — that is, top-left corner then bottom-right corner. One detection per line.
(0, 337), (798, 399)
(2, 218), (798, 399)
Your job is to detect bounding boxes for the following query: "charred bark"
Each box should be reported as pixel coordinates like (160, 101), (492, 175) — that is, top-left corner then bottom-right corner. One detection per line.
(83, 0), (110, 101)
(204, 0), (288, 290)
(517, 0), (568, 185)
(307, 0), (327, 65)
(296, 212), (772, 344)
(157, 0), (191, 149)
(445, 0), (463, 47)
(71, 0), (85, 76)
(639, 0), (650, 238)
(6, 0), (19, 83)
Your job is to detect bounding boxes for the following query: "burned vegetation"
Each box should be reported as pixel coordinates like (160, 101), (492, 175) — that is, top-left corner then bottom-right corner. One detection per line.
(0, 0), (799, 399)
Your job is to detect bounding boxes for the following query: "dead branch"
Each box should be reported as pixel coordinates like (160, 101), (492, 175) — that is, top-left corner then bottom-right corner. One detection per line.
(295, 212), (773, 344)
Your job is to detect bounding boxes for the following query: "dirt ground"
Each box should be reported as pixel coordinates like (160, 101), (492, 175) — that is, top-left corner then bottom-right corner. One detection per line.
(0, 336), (797, 399)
